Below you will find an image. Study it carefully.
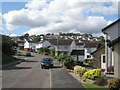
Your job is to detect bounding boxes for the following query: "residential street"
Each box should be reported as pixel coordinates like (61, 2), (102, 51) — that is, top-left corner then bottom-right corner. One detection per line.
(2, 51), (85, 89)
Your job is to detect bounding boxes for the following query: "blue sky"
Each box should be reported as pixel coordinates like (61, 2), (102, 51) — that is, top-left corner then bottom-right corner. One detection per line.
(1, 0), (118, 36)
(2, 2), (30, 36)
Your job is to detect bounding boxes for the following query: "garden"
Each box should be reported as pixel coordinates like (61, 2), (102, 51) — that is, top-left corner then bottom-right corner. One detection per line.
(37, 47), (120, 89)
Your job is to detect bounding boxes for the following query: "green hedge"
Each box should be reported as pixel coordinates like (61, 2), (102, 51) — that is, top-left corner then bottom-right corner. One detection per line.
(74, 66), (87, 77)
(83, 69), (101, 80)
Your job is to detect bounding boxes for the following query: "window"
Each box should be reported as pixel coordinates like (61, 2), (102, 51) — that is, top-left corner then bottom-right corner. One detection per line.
(87, 55), (91, 58)
(58, 46), (60, 49)
(64, 46), (68, 49)
(103, 56), (105, 63)
(64, 52), (68, 56)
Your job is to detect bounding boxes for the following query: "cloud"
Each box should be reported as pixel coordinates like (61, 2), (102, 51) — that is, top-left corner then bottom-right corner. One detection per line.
(3, 9), (48, 30)
(6, 34), (16, 37)
(3, 0), (118, 35)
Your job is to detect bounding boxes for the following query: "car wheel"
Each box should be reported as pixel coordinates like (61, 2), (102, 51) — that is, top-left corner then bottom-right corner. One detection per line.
(41, 66), (43, 69)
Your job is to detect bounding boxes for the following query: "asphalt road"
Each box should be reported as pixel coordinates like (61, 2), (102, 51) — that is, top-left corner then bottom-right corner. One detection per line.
(2, 51), (85, 89)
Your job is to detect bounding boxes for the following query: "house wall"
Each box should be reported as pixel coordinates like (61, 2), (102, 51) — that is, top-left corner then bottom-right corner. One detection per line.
(105, 34), (114, 72)
(92, 48), (105, 68)
(55, 45), (70, 56)
(24, 41), (30, 48)
(105, 21), (119, 41)
(113, 42), (120, 78)
(84, 48), (97, 59)
(70, 40), (76, 52)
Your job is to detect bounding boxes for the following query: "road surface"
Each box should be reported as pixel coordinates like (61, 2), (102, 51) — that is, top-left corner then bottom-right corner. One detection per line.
(2, 51), (85, 89)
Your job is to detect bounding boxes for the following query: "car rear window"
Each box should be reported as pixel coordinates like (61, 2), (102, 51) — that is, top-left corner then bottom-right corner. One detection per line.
(42, 58), (52, 61)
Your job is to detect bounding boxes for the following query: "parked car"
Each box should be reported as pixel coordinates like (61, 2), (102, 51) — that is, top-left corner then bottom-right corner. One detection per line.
(26, 52), (31, 56)
(41, 57), (53, 69)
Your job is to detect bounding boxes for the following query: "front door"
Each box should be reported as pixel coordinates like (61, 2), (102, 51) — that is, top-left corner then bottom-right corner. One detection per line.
(101, 54), (106, 69)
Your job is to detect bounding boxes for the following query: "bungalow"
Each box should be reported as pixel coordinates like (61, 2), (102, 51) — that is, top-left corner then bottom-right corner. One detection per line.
(102, 18), (120, 78)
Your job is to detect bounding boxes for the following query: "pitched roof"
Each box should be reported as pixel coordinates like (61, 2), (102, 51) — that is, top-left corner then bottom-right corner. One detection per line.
(84, 42), (104, 48)
(71, 50), (84, 55)
(75, 40), (88, 45)
(91, 46), (105, 54)
(48, 39), (73, 45)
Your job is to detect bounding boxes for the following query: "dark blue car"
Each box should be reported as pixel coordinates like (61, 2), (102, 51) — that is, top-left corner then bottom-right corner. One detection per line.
(41, 57), (53, 69)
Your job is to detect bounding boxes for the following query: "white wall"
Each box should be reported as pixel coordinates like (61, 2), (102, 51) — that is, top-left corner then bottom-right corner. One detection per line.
(84, 48), (97, 59)
(105, 21), (119, 41)
(24, 41), (30, 48)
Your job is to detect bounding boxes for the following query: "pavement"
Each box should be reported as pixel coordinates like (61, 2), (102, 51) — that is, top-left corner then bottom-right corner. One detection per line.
(2, 51), (85, 89)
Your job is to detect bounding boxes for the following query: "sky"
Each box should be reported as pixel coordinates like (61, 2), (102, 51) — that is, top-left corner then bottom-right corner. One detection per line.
(0, 0), (119, 37)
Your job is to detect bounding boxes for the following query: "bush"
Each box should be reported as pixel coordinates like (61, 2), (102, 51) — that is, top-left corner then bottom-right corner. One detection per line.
(57, 55), (66, 62)
(43, 52), (49, 55)
(83, 59), (93, 67)
(108, 78), (120, 89)
(75, 60), (83, 66)
(63, 56), (75, 69)
(83, 69), (101, 80)
(107, 65), (114, 73)
(74, 66), (87, 77)
(83, 78), (86, 82)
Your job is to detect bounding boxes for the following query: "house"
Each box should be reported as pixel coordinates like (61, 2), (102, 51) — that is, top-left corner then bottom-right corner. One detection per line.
(24, 40), (38, 51)
(91, 46), (105, 69)
(71, 50), (84, 61)
(48, 39), (75, 56)
(84, 42), (104, 60)
(102, 18), (120, 78)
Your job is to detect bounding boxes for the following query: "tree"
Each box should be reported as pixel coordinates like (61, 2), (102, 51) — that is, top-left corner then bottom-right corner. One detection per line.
(2, 35), (17, 55)
(24, 33), (29, 39)
(33, 35), (41, 42)
(46, 33), (51, 35)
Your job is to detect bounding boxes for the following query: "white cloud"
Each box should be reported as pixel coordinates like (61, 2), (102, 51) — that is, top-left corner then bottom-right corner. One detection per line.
(3, 9), (48, 30)
(107, 20), (113, 25)
(6, 34), (16, 37)
(3, 0), (118, 35)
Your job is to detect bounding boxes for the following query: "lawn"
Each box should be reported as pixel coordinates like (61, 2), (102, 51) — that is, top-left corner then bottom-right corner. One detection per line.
(83, 83), (109, 90)
(2, 53), (17, 64)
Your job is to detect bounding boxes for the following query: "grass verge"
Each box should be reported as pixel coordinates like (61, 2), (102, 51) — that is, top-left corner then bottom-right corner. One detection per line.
(2, 53), (17, 65)
(83, 83), (109, 90)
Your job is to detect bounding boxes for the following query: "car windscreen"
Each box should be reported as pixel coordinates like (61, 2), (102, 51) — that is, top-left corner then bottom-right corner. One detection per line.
(42, 58), (52, 61)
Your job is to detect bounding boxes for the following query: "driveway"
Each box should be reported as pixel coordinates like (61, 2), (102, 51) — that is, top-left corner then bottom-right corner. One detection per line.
(2, 51), (85, 89)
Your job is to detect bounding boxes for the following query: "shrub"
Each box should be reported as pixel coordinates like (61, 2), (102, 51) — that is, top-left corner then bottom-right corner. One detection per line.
(83, 59), (93, 67)
(43, 52), (49, 55)
(57, 55), (66, 62)
(83, 78), (86, 82)
(107, 66), (114, 73)
(75, 60), (83, 66)
(108, 78), (120, 89)
(63, 56), (75, 69)
(74, 66), (87, 77)
(83, 69), (101, 80)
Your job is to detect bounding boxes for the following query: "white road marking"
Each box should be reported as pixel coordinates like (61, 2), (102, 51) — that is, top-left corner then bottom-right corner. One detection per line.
(50, 68), (52, 89)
